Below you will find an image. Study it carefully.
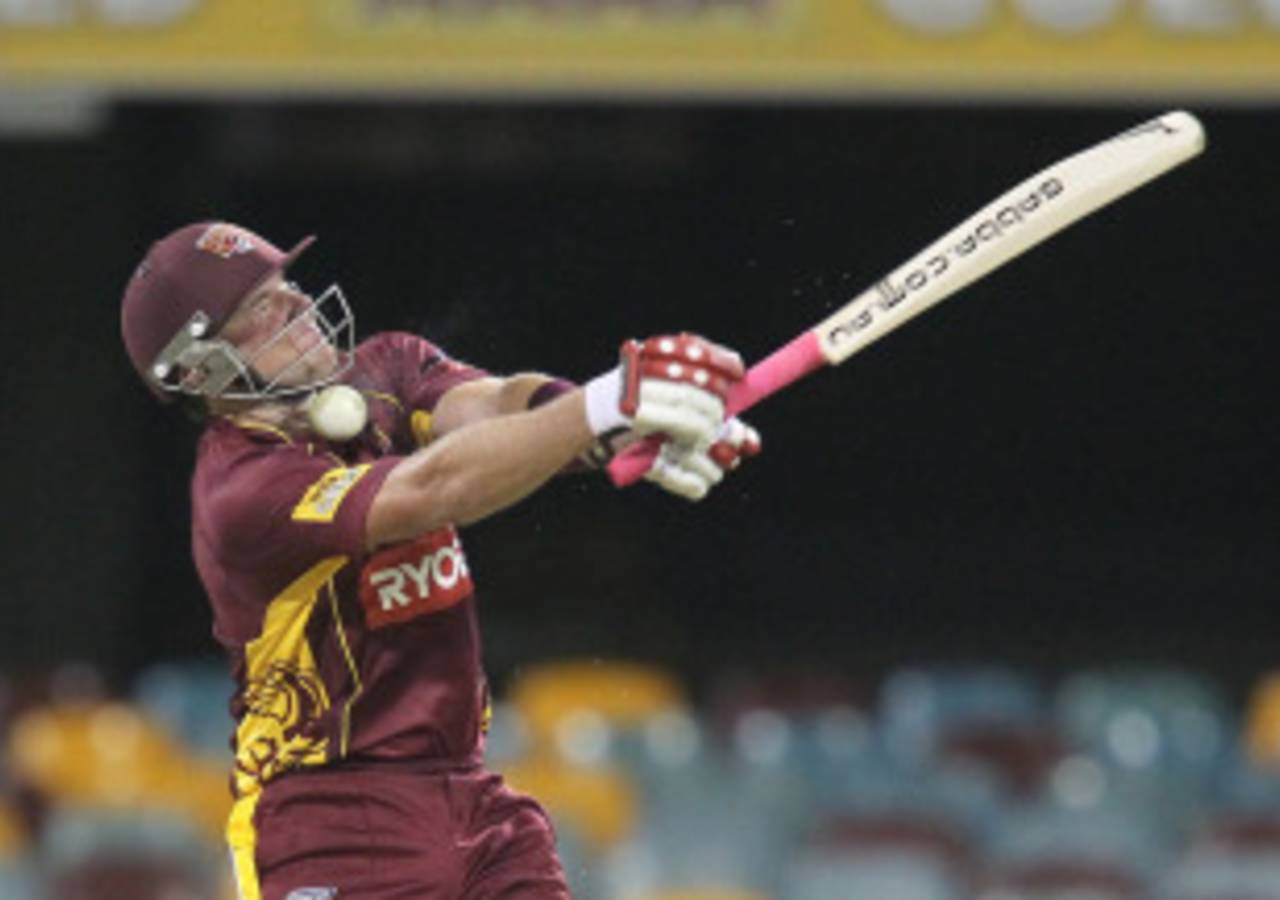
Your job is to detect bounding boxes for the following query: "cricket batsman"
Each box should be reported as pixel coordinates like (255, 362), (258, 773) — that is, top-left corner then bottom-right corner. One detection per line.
(119, 221), (761, 899)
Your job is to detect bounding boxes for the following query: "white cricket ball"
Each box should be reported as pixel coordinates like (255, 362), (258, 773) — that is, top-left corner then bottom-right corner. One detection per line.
(306, 385), (368, 442)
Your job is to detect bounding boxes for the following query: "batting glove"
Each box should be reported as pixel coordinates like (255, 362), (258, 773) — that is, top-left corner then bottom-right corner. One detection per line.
(645, 417), (762, 501)
(582, 333), (745, 451)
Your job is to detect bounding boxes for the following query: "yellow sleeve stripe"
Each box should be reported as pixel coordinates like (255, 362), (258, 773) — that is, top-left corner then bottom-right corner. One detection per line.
(292, 464), (372, 523)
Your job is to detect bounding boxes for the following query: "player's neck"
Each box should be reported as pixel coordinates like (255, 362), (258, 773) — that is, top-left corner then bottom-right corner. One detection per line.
(208, 396), (308, 433)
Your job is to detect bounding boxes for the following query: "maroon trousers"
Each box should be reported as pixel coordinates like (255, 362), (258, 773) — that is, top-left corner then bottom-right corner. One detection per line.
(248, 764), (571, 900)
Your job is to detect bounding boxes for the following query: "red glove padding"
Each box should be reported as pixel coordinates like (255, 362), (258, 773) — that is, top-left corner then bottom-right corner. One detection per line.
(582, 333), (746, 450)
(619, 334), (745, 418)
(708, 417), (763, 470)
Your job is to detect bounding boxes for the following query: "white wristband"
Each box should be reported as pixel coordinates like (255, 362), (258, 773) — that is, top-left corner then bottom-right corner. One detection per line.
(582, 367), (630, 437)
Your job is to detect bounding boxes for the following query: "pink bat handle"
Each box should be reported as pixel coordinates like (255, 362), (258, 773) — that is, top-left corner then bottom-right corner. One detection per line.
(606, 330), (827, 487)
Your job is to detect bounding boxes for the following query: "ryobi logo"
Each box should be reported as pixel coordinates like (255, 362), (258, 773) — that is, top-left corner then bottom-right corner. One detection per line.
(359, 528), (473, 628)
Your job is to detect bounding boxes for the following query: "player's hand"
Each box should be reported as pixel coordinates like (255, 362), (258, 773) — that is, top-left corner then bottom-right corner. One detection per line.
(645, 417), (762, 501)
(583, 333), (745, 450)
(621, 334), (744, 447)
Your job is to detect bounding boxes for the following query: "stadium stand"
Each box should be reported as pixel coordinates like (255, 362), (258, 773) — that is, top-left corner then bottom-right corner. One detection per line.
(2, 659), (1280, 898)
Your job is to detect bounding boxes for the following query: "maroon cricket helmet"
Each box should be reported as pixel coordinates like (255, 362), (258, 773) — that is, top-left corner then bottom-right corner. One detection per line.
(120, 222), (315, 398)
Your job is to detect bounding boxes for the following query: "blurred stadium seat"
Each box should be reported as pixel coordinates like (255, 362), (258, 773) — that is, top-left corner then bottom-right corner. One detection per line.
(1245, 670), (1280, 770)
(50, 856), (207, 900)
(973, 858), (1146, 900)
(131, 660), (235, 763)
(6, 701), (232, 840)
(706, 669), (876, 814)
(629, 890), (766, 900)
(6, 656), (1276, 899)
(609, 707), (712, 793)
(507, 659), (687, 755)
(935, 723), (1067, 798)
(1186, 809), (1280, 858)
(40, 806), (219, 896)
(1054, 666), (1233, 776)
(0, 797), (29, 857)
(498, 752), (639, 851)
(820, 748), (1008, 838)
(603, 829), (780, 900)
(0, 860), (38, 900)
(981, 799), (1170, 884)
(1160, 851), (1280, 900)
(552, 818), (600, 900)
(804, 812), (970, 868)
(880, 665), (1043, 764)
(484, 700), (534, 767)
(1051, 666), (1237, 837)
(783, 847), (964, 900)
(0, 801), (37, 898)
(1162, 807), (1280, 900)
(1211, 751), (1280, 814)
(704, 669), (873, 735)
(599, 757), (799, 897)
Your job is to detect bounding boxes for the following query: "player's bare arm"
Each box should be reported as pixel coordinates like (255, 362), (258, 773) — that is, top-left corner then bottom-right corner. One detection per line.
(367, 332), (758, 545)
(367, 387), (596, 544)
(428, 373), (570, 438)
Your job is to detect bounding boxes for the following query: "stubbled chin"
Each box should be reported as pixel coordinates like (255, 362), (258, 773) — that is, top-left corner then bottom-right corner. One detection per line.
(263, 345), (342, 391)
(298, 349), (340, 384)
(317, 345), (342, 373)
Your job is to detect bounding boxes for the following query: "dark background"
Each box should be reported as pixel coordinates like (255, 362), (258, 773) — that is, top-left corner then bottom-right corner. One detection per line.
(1, 101), (1274, 702)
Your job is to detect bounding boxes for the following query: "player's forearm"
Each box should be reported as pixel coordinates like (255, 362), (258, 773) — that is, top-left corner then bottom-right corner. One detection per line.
(435, 393), (594, 526)
(430, 373), (573, 438)
(367, 390), (595, 544)
(498, 373), (568, 413)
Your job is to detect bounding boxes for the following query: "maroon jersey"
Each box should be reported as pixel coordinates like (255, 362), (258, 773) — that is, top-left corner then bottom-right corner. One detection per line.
(191, 332), (490, 800)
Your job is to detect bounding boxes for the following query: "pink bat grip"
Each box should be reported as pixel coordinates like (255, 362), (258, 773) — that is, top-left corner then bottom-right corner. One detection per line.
(606, 330), (827, 486)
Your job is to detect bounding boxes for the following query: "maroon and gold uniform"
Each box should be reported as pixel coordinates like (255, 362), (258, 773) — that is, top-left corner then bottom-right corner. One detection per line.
(196, 332), (568, 900)
(123, 220), (757, 900)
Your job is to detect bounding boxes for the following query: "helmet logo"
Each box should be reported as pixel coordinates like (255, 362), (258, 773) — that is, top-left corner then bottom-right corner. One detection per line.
(195, 223), (255, 259)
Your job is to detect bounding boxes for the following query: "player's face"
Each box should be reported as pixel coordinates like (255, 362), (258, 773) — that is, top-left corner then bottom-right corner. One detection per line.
(220, 274), (341, 390)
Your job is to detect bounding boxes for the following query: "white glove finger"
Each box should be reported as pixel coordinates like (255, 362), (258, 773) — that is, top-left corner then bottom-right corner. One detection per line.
(644, 452), (711, 501)
(675, 447), (724, 486)
(650, 443), (724, 498)
(636, 380), (725, 427)
(717, 416), (759, 444)
(636, 406), (720, 448)
(718, 417), (746, 446)
(633, 381), (725, 446)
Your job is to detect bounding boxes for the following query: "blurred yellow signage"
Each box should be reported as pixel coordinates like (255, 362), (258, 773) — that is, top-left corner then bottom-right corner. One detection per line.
(1, 0), (1279, 96)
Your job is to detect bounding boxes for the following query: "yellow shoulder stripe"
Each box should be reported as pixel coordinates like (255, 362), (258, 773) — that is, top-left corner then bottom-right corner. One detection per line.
(292, 465), (372, 523)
